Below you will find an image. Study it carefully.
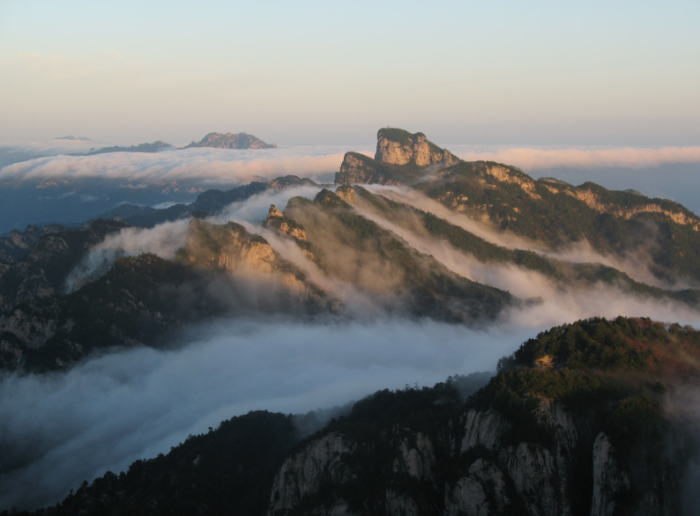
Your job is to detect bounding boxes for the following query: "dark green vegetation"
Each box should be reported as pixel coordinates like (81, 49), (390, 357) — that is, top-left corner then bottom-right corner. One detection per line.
(0, 254), (230, 372)
(23, 411), (299, 516)
(0, 216), (338, 372)
(19, 317), (700, 516)
(0, 219), (127, 312)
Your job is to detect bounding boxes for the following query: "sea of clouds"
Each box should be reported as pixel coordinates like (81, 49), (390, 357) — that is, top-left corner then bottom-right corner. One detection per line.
(2, 143), (700, 510)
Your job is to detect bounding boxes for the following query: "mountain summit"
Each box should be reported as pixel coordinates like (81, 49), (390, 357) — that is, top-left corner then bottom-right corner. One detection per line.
(375, 127), (459, 166)
(336, 128), (459, 185)
(185, 132), (277, 149)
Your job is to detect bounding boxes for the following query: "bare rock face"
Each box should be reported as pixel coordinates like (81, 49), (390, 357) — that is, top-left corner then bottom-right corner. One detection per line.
(335, 185), (357, 204)
(375, 128), (459, 167)
(264, 397), (679, 516)
(393, 433), (436, 480)
(182, 219), (277, 274)
(590, 433), (630, 516)
(461, 409), (507, 451)
(444, 459), (511, 516)
(268, 432), (355, 515)
(264, 205), (308, 241)
(185, 132), (277, 149)
(335, 129), (460, 185)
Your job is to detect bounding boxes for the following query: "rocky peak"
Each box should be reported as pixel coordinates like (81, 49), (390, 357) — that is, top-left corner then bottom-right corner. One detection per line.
(314, 189), (350, 209)
(267, 205), (284, 220)
(375, 127), (459, 167)
(264, 205), (308, 242)
(185, 132), (277, 150)
(335, 184), (357, 204)
(267, 175), (317, 189)
(181, 219), (277, 274)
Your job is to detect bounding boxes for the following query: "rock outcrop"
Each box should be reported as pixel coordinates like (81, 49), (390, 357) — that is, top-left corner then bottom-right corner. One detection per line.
(267, 397), (678, 516)
(264, 205), (308, 242)
(375, 127), (459, 167)
(334, 128), (460, 185)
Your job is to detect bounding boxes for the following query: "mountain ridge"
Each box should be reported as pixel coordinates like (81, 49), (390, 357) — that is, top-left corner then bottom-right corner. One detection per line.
(24, 316), (700, 516)
(184, 132), (277, 150)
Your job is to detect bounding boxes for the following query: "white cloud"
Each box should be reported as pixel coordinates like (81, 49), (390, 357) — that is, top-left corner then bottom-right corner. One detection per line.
(0, 146), (359, 185)
(450, 145), (700, 170)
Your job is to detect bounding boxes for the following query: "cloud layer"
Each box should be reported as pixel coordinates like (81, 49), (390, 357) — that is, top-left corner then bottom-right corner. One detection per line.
(0, 318), (525, 510)
(0, 146), (369, 185)
(450, 145), (700, 171)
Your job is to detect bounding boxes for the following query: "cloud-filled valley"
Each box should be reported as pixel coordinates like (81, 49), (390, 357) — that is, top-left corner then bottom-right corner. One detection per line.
(3, 132), (700, 513)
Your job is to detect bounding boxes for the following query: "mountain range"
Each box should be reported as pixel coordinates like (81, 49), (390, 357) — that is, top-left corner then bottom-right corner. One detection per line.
(2, 129), (700, 372)
(2, 128), (700, 514)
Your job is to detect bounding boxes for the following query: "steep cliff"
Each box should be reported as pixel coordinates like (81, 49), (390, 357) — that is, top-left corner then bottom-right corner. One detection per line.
(35, 317), (700, 516)
(335, 128), (460, 185)
(375, 128), (459, 167)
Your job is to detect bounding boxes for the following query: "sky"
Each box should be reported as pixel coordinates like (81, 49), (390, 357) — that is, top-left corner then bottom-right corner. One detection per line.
(1, 0), (699, 145)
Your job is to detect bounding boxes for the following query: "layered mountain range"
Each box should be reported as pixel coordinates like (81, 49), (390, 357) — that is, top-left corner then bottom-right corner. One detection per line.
(2, 128), (700, 372)
(2, 128), (700, 515)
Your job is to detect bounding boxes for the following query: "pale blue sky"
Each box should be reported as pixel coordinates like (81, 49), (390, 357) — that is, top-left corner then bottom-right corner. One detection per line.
(1, 0), (699, 145)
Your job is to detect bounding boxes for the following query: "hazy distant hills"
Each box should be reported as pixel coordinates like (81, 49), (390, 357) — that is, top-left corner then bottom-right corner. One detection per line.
(184, 131), (277, 149)
(82, 131), (279, 155)
(84, 140), (173, 155)
(54, 136), (92, 141)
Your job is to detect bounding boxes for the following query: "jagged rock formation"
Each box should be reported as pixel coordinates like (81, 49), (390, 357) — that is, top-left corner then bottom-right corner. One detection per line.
(375, 127), (459, 167)
(184, 132), (277, 149)
(335, 128), (460, 185)
(178, 218), (330, 304)
(281, 189), (514, 321)
(34, 317), (699, 516)
(335, 184), (357, 204)
(264, 205), (308, 241)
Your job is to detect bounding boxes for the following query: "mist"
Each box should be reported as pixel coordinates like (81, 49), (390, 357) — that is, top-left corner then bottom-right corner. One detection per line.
(0, 318), (527, 510)
(369, 185), (691, 290)
(0, 146), (367, 185)
(5, 172), (700, 511)
(452, 145), (700, 171)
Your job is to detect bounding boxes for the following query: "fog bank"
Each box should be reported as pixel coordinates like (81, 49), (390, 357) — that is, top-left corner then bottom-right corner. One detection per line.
(0, 318), (525, 510)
